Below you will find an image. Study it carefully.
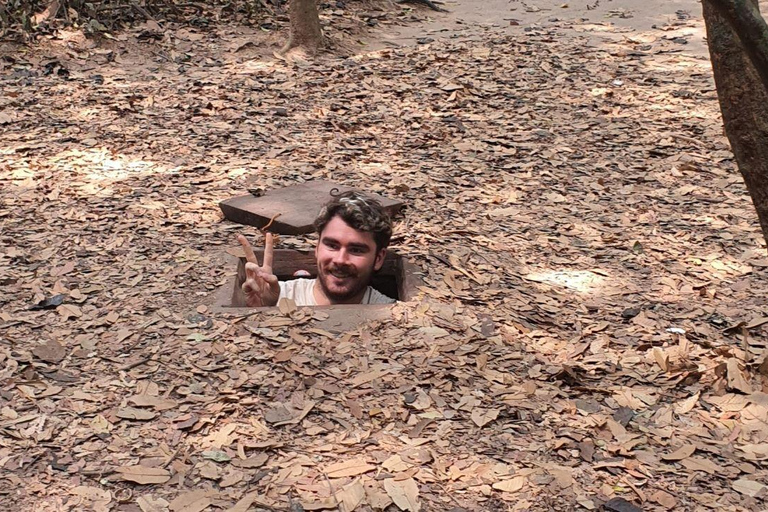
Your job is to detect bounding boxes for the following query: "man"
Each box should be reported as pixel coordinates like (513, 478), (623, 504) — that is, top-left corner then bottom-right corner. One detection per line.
(237, 191), (396, 306)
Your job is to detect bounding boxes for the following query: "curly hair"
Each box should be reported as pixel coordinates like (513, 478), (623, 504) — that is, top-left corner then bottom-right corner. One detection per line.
(313, 191), (393, 251)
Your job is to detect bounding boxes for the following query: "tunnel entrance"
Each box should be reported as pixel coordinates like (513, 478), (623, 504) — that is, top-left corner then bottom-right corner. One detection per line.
(222, 249), (420, 309)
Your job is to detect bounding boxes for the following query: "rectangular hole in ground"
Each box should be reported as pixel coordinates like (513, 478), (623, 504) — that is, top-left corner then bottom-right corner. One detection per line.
(224, 249), (420, 308)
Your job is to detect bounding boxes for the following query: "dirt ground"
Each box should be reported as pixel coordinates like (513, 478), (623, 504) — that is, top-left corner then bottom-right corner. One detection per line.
(373, 0), (710, 55)
(2, 1), (768, 511)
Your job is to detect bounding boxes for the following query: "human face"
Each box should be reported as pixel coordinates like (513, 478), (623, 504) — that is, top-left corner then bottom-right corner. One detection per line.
(315, 216), (386, 304)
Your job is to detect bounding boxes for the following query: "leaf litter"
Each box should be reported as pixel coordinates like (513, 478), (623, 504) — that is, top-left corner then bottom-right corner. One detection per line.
(1, 2), (768, 511)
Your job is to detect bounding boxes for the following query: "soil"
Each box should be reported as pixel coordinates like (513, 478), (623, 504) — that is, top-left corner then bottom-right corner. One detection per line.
(374, 0), (712, 56)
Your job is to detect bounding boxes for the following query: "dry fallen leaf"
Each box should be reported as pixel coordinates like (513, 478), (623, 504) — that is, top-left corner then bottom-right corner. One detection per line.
(650, 489), (676, 509)
(726, 358), (752, 394)
(324, 458), (376, 479)
(384, 478), (420, 512)
(674, 392), (700, 415)
(169, 490), (211, 512)
(129, 395), (179, 411)
(492, 476), (526, 493)
(661, 444), (696, 461)
(116, 407), (157, 421)
(471, 408), (499, 428)
(57, 304), (83, 319)
(732, 478), (767, 498)
(137, 495), (170, 512)
(115, 466), (171, 485)
(71, 486), (111, 509)
(336, 480), (366, 511)
(32, 339), (66, 363)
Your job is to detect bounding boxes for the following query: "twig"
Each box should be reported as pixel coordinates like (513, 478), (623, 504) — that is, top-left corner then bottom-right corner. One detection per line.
(130, 1), (162, 26)
(119, 356), (152, 371)
(261, 213), (282, 232)
(161, 445), (185, 469)
(437, 483), (463, 508)
(322, 472), (340, 510)
(669, 132), (708, 149)
(118, 347), (170, 371)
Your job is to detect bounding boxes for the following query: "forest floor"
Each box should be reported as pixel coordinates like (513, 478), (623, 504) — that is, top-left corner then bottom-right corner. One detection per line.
(2, 0), (768, 511)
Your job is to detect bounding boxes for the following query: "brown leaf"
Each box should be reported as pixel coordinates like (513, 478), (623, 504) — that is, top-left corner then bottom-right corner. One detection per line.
(673, 392), (699, 415)
(169, 490), (212, 512)
(384, 478), (420, 512)
(32, 339), (66, 363)
(264, 400), (315, 427)
(471, 408), (499, 427)
(726, 358), (752, 394)
(263, 403), (294, 424)
(324, 458), (376, 478)
(336, 480), (366, 511)
(349, 368), (390, 387)
(226, 492), (259, 512)
(680, 457), (721, 475)
(220, 470), (244, 488)
(745, 316), (768, 330)
(115, 466), (171, 485)
(732, 478), (767, 498)
(57, 304), (83, 319)
(231, 453), (269, 469)
(492, 476), (526, 493)
(650, 490), (676, 509)
(116, 407), (157, 421)
(661, 444), (696, 461)
(70, 486), (111, 506)
(366, 484), (393, 510)
(51, 261), (76, 277)
(137, 495), (170, 512)
(129, 395), (179, 411)
(652, 347), (668, 372)
(277, 297), (297, 315)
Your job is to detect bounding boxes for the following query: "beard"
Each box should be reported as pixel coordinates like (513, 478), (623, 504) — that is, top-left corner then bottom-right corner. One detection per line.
(316, 263), (373, 303)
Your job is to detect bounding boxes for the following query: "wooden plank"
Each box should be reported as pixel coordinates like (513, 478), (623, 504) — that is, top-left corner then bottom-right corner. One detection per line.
(220, 181), (405, 234)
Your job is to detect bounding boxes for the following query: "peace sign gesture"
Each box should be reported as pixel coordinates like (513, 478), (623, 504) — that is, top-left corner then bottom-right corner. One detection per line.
(237, 233), (280, 307)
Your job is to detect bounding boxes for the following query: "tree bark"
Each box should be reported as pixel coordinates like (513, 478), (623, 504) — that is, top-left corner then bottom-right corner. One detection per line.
(707, 0), (768, 91)
(280, 0), (323, 58)
(703, 0), (768, 247)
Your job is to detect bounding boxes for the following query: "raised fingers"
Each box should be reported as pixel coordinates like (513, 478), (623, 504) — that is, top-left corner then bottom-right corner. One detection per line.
(237, 234), (259, 265)
(263, 232), (274, 272)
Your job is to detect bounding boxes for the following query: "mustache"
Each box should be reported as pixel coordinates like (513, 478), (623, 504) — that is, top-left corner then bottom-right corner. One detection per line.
(326, 264), (357, 277)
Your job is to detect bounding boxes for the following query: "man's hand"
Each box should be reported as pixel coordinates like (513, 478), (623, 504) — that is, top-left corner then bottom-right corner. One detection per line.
(237, 233), (280, 307)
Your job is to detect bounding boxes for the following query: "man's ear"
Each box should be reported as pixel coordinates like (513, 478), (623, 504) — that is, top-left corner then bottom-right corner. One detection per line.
(373, 248), (386, 271)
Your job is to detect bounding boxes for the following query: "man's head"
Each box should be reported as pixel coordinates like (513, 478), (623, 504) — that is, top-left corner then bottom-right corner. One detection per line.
(313, 191), (392, 303)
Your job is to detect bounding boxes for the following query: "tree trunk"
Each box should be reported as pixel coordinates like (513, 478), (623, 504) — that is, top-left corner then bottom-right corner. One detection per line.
(280, 0), (323, 58)
(707, 0), (768, 91)
(703, 0), (768, 247)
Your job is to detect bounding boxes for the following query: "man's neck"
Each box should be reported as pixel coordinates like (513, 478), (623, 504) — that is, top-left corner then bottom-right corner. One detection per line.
(312, 280), (367, 305)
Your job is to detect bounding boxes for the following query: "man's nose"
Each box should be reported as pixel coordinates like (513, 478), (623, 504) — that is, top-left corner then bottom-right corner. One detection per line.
(333, 248), (350, 264)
